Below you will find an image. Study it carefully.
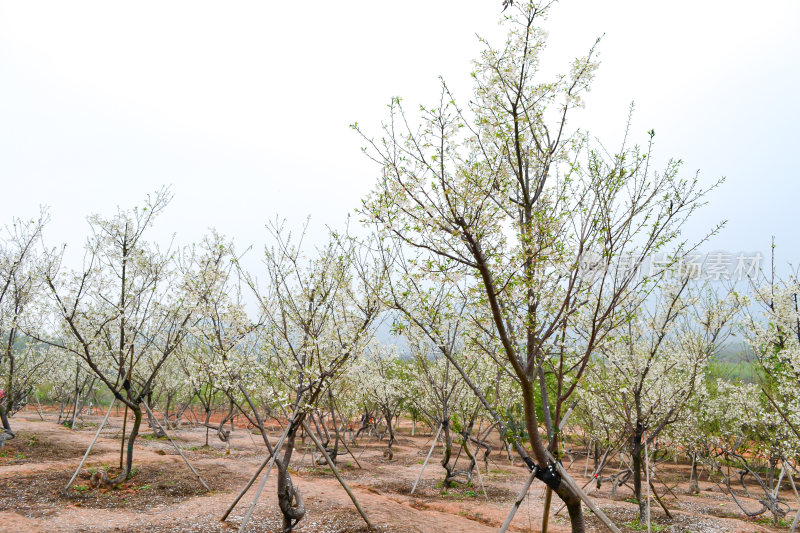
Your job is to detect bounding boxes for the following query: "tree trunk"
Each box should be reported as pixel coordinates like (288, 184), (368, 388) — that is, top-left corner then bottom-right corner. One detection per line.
(594, 441), (600, 471)
(631, 424), (645, 523)
(121, 405), (142, 481)
(0, 405), (14, 449)
(689, 453), (699, 494)
(70, 389), (80, 429)
(95, 403), (142, 488)
(204, 408), (210, 447)
(441, 419), (456, 488)
(276, 420), (306, 531)
(383, 411), (395, 460)
(558, 483), (586, 533)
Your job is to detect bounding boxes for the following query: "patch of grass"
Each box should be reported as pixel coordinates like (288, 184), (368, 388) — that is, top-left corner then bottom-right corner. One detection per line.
(458, 508), (494, 527)
(755, 516), (792, 527)
(624, 518), (664, 531)
(73, 484), (89, 492)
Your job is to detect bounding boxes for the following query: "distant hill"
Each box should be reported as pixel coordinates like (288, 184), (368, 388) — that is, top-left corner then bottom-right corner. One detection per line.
(708, 341), (760, 383)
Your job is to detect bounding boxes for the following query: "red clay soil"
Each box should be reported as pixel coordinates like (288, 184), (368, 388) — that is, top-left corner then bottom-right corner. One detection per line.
(0, 409), (795, 533)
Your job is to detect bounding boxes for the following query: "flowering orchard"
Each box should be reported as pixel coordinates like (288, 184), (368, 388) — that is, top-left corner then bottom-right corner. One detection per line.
(2, 2), (799, 533)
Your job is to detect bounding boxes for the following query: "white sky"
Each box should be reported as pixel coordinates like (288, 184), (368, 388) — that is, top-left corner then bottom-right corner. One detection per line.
(1, 0), (798, 272)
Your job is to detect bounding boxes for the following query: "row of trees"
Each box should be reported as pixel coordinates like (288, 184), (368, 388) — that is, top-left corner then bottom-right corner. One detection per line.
(2, 188), (798, 530)
(2, 3), (799, 532)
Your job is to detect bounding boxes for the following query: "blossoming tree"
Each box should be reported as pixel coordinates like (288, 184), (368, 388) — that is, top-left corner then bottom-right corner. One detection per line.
(0, 212), (50, 446)
(40, 189), (225, 484)
(357, 2), (720, 530)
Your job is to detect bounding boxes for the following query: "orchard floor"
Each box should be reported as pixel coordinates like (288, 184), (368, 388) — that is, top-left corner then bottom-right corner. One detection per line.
(0, 410), (795, 533)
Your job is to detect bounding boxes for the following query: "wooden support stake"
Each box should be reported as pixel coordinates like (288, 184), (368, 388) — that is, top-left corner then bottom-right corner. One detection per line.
(34, 395), (45, 421)
(784, 465), (800, 533)
(542, 487), (553, 533)
(411, 423), (442, 495)
(470, 440), (488, 502)
(338, 431), (363, 469)
(143, 400), (209, 492)
(644, 437), (652, 532)
(222, 421), (292, 522)
(301, 420), (373, 530)
(648, 478), (673, 519)
(65, 398), (115, 491)
(497, 467), (538, 533)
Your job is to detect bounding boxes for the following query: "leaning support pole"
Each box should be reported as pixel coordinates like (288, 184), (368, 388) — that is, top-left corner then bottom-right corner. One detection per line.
(65, 398), (115, 491)
(301, 420), (374, 530)
(238, 463), (273, 533)
(792, 508), (800, 533)
(785, 465), (800, 533)
(221, 421), (292, 523)
(143, 400), (209, 492)
(541, 487), (553, 533)
(338, 429), (363, 469)
(644, 437), (652, 532)
(648, 478), (673, 519)
(556, 462), (623, 533)
(470, 440), (488, 502)
(497, 466), (538, 533)
(410, 423), (442, 495)
(585, 440), (592, 478)
(34, 395), (45, 421)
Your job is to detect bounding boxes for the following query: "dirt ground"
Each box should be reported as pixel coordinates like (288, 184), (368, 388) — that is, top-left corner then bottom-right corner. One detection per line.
(0, 409), (796, 532)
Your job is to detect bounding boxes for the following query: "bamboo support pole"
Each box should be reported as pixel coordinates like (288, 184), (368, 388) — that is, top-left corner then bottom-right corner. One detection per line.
(143, 400), (209, 492)
(301, 420), (373, 530)
(411, 423), (442, 495)
(222, 421), (292, 523)
(65, 398), (115, 490)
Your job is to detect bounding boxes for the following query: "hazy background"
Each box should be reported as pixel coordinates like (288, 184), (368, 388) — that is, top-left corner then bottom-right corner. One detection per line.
(1, 0), (798, 274)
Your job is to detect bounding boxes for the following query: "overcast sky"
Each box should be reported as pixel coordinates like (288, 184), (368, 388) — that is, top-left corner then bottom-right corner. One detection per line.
(1, 0), (798, 273)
